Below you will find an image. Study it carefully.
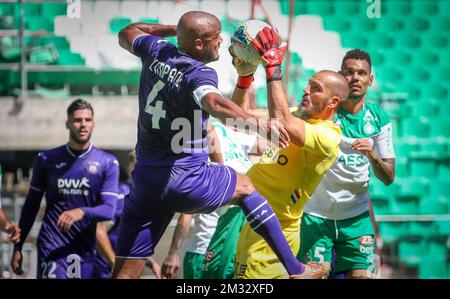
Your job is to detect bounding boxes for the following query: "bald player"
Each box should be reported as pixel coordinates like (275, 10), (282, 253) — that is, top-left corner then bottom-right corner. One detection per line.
(113, 11), (315, 279)
(232, 27), (349, 278)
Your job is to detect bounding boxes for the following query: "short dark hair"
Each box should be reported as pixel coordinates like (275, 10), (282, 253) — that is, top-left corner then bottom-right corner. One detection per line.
(67, 98), (94, 116)
(342, 49), (372, 70)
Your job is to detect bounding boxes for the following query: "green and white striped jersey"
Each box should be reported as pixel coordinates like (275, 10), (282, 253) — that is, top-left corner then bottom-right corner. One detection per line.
(304, 102), (395, 220)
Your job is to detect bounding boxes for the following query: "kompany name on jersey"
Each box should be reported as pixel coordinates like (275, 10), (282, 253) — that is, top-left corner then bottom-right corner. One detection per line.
(149, 57), (184, 88)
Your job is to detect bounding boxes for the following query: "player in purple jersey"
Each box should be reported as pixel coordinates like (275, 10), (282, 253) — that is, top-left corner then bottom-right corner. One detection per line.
(113, 11), (311, 279)
(10, 99), (119, 279)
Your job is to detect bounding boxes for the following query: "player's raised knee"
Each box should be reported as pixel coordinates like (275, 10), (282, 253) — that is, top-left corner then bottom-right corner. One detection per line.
(232, 173), (256, 200)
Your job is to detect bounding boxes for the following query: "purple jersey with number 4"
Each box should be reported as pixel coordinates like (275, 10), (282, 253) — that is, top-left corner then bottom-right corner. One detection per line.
(16, 144), (119, 279)
(133, 34), (222, 166)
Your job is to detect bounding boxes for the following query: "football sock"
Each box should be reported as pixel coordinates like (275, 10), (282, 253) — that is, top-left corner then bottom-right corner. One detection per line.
(239, 191), (304, 275)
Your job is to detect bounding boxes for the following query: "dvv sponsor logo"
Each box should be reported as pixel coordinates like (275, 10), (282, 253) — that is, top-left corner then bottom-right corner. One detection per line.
(57, 177), (90, 196)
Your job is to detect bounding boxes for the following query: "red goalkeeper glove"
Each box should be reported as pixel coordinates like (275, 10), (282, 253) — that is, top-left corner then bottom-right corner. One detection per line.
(251, 27), (287, 82)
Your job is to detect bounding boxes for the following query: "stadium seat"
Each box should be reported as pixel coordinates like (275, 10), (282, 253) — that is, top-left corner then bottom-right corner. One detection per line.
(93, 0), (120, 21)
(54, 15), (82, 36)
(377, 17), (404, 32)
(14, 3), (40, 20)
(418, 196), (448, 215)
(411, 141), (448, 160)
(28, 70), (67, 89)
(410, 49), (440, 66)
(41, 2), (66, 18)
(412, 1), (439, 16)
(375, 66), (403, 86)
(394, 158), (409, 179)
(322, 16), (351, 32)
(395, 33), (421, 49)
(26, 18), (53, 32)
(0, 2), (14, 16)
(200, 0), (226, 16)
(370, 178), (397, 215)
(430, 180), (450, 200)
(371, 197), (391, 215)
(378, 222), (408, 245)
(410, 159), (436, 178)
(385, 1), (411, 15)
(431, 66), (450, 83)
(66, 69), (96, 95)
(404, 66), (430, 84)
(138, 18), (159, 24)
(394, 178), (428, 215)
(340, 32), (368, 49)
(80, 17), (110, 36)
(368, 49), (384, 66)
(57, 49), (84, 66)
(422, 33), (448, 50)
(427, 83), (448, 101)
(436, 221), (450, 236)
(332, 1), (362, 16)
(381, 49), (412, 66)
(398, 239), (425, 267)
(279, 0), (305, 16)
(438, 161), (450, 181)
(400, 118), (430, 139)
(395, 139), (419, 158)
(409, 99), (438, 119)
(226, 0), (251, 21)
(419, 259), (447, 279)
(426, 239), (448, 262)
(430, 16), (450, 32)
(29, 45), (58, 64)
(403, 17), (430, 32)
(95, 69), (129, 95)
(33, 36), (70, 50)
(408, 221), (437, 238)
(109, 17), (132, 33)
(120, 0), (148, 21)
(368, 32), (395, 49)
(390, 198), (418, 215)
(304, 1), (334, 16)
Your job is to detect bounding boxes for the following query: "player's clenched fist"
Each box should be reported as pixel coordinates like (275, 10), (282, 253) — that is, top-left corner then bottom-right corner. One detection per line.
(250, 27), (287, 82)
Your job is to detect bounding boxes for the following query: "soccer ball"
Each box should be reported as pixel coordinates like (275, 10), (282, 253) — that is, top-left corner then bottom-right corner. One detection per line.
(231, 19), (272, 65)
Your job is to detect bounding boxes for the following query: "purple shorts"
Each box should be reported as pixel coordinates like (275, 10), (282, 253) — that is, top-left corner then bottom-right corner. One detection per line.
(116, 162), (237, 258)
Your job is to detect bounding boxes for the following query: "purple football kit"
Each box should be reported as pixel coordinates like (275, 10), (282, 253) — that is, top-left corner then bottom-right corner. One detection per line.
(116, 35), (237, 259)
(92, 182), (128, 279)
(116, 34), (304, 276)
(15, 144), (119, 279)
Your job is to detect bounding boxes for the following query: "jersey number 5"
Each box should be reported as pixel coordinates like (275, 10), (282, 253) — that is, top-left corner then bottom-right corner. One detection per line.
(145, 80), (166, 129)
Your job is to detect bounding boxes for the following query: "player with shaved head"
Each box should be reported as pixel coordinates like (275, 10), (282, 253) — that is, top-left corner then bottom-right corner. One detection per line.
(113, 11), (317, 279)
(230, 27), (348, 278)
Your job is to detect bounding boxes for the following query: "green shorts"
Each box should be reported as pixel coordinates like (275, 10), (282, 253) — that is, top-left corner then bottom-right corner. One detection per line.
(298, 211), (376, 274)
(201, 207), (246, 279)
(183, 251), (205, 279)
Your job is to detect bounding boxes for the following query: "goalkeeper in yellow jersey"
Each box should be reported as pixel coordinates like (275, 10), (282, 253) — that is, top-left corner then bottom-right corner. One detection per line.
(230, 27), (349, 279)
